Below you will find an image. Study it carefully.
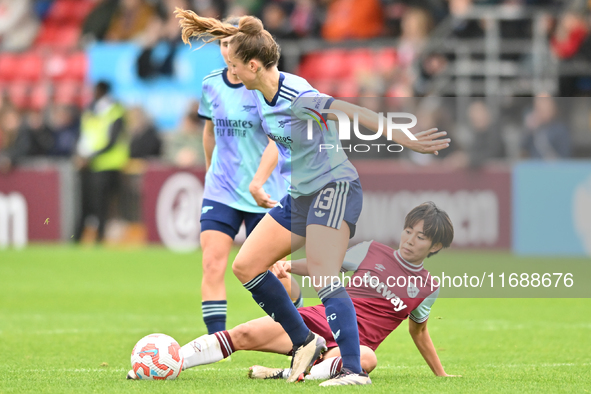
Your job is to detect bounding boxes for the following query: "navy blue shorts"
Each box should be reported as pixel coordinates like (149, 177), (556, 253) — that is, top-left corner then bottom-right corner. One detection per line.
(269, 179), (363, 238)
(200, 199), (266, 239)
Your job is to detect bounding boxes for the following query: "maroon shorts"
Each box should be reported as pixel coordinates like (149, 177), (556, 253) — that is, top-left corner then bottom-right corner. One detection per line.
(298, 304), (340, 350)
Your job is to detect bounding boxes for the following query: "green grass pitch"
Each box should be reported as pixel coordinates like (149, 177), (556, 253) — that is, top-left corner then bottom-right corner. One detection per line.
(1, 246), (590, 393)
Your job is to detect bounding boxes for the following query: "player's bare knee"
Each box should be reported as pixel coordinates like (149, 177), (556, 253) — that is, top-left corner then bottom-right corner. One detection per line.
(202, 256), (227, 279)
(360, 350), (377, 373)
(231, 259), (250, 283)
(230, 322), (254, 350)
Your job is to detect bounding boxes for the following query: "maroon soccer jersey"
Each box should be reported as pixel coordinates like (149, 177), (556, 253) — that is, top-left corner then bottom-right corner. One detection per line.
(301, 241), (440, 351)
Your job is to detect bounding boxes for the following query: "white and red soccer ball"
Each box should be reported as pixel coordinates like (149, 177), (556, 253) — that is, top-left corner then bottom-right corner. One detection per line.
(130, 333), (184, 380)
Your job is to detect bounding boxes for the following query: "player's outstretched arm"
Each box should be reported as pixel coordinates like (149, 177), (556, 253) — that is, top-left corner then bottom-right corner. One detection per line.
(203, 120), (215, 172)
(328, 100), (450, 155)
(249, 138), (279, 208)
(408, 319), (461, 377)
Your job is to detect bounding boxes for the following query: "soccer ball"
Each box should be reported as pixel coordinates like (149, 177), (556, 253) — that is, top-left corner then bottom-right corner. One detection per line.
(130, 333), (184, 380)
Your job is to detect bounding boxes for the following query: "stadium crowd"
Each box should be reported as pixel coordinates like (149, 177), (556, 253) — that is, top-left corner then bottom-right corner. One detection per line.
(0, 0), (589, 173)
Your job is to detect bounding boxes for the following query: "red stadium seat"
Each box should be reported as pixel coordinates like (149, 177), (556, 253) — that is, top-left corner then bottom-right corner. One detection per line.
(310, 79), (335, 97)
(66, 52), (87, 81)
(375, 48), (398, 73)
(47, 0), (94, 24)
(53, 80), (80, 105)
(320, 49), (350, 80)
(45, 52), (69, 81)
(297, 52), (325, 80)
(15, 52), (44, 82)
(0, 53), (19, 82)
(35, 23), (80, 49)
(30, 83), (52, 110)
(347, 48), (374, 76)
(334, 81), (359, 98)
(8, 83), (30, 109)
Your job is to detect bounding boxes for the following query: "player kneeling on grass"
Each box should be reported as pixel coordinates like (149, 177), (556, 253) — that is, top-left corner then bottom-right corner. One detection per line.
(130, 202), (459, 383)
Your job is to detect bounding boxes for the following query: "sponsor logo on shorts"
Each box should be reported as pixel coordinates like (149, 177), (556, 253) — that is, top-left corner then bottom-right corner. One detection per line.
(202, 206), (214, 214)
(314, 210), (325, 217)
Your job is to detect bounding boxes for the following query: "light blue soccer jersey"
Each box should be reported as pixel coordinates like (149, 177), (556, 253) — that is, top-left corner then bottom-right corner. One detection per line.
(250, 72), (358, 197)
(198, 68), (284, 213)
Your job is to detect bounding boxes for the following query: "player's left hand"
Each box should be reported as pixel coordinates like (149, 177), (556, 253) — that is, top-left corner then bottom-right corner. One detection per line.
(269, 261), (291, 279)
(406, 128), (450, 156)
(249, 183), (277, 208)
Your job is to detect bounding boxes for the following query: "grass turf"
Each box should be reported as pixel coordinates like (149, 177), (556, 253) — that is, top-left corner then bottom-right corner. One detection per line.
(0, 246), (590, 393)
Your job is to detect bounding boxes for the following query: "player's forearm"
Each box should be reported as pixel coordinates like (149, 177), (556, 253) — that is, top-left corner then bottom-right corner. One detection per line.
(289, 258), (309, 277)
(411, 330), (446, 376)
(250, 140), (278, 189)
(329, 100), (417, 148)
(203, 121), (215, 171)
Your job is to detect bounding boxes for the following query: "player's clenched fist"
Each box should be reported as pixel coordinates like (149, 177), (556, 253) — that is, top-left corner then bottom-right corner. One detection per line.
(269, 260), (291, 279)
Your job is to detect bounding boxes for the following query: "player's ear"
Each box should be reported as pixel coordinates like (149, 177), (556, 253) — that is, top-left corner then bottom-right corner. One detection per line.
(429, 242), (443, 254)
(249, 58), (260, 73)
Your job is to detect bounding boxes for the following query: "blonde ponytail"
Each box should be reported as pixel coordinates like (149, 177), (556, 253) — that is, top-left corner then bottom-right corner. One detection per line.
(175, 8), (280, 69)
(174, 8), (239, 46)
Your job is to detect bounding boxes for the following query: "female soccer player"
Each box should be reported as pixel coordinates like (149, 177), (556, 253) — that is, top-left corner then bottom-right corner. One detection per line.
(126, 202), (459, 383)
(175, 9), (450, 386)
(196, 17), (286, 336)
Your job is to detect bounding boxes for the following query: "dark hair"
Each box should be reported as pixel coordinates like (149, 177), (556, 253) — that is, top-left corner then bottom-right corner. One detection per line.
(404, 201), (454, 257)
(175, 8), (280, 68)
(95, 81), (111, 96)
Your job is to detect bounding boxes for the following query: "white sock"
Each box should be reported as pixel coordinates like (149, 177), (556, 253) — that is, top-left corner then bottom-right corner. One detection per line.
(180, 334), (224, 370)
(281, 356), (342, 380)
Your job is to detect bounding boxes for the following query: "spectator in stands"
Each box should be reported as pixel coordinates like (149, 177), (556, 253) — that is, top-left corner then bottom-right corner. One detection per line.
(105, 0), (156, 42)
(322, 0), (385, 41)
(522, 94), (571, 160)
(461, 100), (506, 168)
(0, 108), (28, 173)
(448, 0), (484, 39)
(550, 10), (590, 60)
(262, 3), (297, 39)
(290, 0), (320, 37)
(0, 0), (39, 51)
(163, 101), (205, 167)
(404, 97), (456, 166)
(74, 81), (129, 244)
(81, 0), (119, 44)
(24, 110), (54, 157)
(47, 104), (80, 157)
(398, 7), (433, 67)
(137, 0), (187, 80)
(128, 106), (162, 158)
(190, 0), (226, 19)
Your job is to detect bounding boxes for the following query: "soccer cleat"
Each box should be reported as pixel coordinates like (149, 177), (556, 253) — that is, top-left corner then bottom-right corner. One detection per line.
(216, 355), (232, 363)
(318, 368), (372, 386)
(126, 369), (138, 380)
(248, 365), (285, 379)
(286, 331), (327, 383)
